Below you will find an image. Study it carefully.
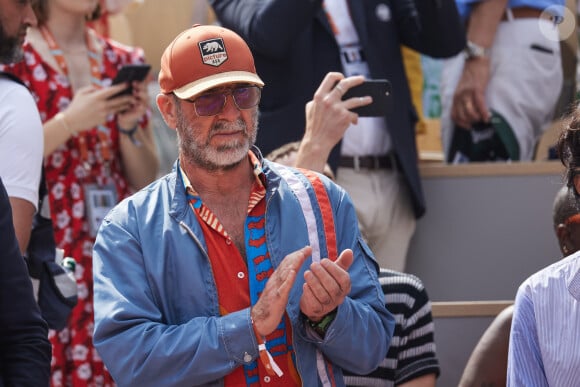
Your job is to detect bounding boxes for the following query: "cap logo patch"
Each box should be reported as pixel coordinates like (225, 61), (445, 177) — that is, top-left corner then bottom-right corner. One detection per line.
(199, 38), (227, 67)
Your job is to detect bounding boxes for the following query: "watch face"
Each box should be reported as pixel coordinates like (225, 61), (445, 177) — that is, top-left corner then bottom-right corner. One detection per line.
(465, 41), (487, 59)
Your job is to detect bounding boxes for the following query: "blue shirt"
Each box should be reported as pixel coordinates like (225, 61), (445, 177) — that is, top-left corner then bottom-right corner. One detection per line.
(455, 0), (564, 20)
(507, 252), (580, 386)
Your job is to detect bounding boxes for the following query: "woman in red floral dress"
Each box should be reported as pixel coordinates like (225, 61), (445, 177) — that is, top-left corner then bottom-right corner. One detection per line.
(0, 0), (158, 385)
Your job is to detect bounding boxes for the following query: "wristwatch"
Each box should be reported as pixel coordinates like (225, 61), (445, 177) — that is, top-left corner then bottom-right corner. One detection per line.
(463, 40), (489, 60)
(306, 310), (337, 337)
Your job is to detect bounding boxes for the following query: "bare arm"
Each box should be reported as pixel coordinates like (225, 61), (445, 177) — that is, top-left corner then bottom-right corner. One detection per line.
(8, 197), (35, 253)
(451, 0), (508, 128)
(0, 81), (42, 254)
(46, 81), (158, 190)
(116, 81), (159, 190)
(44, 83), (135, 156)
(118, 121), (159, 189)
(459, 305), (513, 387)
(466, 0), (508, 47)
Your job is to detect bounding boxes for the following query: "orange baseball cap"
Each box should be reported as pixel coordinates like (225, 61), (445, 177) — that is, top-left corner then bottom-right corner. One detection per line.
(159, 24), (264, 99)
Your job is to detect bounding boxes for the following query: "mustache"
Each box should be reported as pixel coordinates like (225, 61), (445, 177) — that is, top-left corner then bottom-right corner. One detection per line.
(210, 119), (247, 135)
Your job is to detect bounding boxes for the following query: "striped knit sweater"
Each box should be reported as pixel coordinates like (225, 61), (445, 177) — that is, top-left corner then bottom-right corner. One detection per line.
(344, 269), (440, 386)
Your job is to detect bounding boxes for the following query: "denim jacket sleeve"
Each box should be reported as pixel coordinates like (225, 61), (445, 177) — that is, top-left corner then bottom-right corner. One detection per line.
(93, 190), (261, 387)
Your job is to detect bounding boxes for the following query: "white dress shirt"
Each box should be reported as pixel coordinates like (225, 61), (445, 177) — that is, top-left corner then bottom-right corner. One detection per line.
(507, 251), (580, 386)
(324, 0), (391, 157)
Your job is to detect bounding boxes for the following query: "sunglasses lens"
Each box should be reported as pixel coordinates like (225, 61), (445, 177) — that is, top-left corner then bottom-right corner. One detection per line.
(233, 86), (261, 109)
(195, 94), (226, 116)
(191, 86), (261, 116)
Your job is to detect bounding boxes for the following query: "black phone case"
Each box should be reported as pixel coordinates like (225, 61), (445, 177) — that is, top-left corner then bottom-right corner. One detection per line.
(110, 64), (151, 98)
(342, 79), (392, 117)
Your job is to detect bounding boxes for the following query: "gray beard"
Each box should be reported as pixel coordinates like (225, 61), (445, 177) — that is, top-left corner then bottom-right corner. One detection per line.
(177, 110), (259, 172)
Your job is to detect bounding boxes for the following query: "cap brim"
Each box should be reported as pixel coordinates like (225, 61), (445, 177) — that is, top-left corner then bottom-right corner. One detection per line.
(173, 71), (264, 99)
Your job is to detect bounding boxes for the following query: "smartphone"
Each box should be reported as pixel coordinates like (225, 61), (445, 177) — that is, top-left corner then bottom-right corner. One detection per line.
(109, 64), (151, 98)
(341, 79), (392, 117)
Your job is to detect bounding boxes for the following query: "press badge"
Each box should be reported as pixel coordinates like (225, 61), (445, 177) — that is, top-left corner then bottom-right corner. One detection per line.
(84, 184), (117, 237)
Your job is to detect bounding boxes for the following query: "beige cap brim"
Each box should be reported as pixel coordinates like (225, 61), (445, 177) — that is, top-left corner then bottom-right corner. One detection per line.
(173, 71), (265, 100)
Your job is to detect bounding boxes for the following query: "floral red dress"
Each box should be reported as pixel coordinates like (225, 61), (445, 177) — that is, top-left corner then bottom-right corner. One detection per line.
(0, 29), (148, 387)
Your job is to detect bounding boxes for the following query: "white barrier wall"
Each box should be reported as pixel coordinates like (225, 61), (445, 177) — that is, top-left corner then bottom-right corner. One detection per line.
(406, 161), (564, 386)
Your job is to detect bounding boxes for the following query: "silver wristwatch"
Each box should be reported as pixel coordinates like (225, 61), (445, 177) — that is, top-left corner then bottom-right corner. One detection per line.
(464, 40), (488, 60)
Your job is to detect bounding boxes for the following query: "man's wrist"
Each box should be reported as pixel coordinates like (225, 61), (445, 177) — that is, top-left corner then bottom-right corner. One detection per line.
(464, 40), (489, 61)
(305, 309), (337, 336)
(118, 124), (142, 146)
(296, 138), (331, 172)
(299, 137), (327, 157)
(55, 112), (76, 137)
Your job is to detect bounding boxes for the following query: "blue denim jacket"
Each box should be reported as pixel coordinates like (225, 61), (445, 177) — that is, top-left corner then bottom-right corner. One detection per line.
(93, 155), (394, 387)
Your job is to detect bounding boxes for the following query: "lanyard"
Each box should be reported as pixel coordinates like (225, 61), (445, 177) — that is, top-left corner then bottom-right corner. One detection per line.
(40, 26), (112, 165)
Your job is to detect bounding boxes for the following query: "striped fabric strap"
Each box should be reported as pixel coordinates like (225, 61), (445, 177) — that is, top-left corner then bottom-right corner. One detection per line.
(277, 166), (337, 387)
(278, 167), (322, 262)
(300, 169), (338, 261)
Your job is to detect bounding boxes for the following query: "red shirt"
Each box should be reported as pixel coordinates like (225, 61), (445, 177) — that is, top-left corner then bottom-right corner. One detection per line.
(181, 152), (300, 386)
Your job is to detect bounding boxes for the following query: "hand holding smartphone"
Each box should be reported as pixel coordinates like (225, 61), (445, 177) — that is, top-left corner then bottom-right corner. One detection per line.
(109, 64), (151, 99)
(341, 79), (392, 117)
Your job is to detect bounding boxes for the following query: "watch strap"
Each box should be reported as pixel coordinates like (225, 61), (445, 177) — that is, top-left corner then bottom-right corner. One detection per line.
(306, 309), (337, 337)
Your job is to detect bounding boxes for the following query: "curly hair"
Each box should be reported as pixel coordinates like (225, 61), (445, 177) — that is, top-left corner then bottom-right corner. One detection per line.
(557, 111), (580, 189)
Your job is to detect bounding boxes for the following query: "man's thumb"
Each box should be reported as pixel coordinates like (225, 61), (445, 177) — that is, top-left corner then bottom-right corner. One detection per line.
(335, 249), (354, 270)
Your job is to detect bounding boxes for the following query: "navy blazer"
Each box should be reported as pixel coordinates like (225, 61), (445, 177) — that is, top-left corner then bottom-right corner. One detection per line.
(0, 177), (51, 386)
(210, 0), (465, 217)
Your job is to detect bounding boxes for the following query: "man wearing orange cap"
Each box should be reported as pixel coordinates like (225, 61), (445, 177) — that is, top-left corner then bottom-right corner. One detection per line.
(93, 24), (394, 386)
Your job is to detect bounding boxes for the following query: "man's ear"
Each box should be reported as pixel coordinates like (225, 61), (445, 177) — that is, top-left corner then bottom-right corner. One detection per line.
(556, 223), (570, 254)
(156, 93), (178, 130)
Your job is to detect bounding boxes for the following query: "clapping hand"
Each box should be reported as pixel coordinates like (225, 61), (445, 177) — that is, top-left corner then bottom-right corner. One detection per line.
(251, 246), (353, 336)
(251, 246), (312, 336)
(299, 249), (353, 322)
